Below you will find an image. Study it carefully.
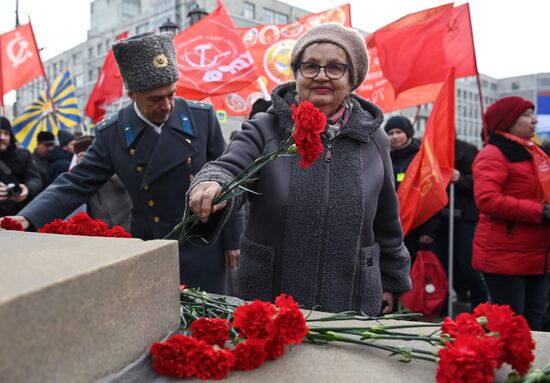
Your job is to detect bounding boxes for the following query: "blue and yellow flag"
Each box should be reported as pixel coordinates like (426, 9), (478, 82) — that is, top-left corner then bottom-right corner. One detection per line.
(12, 70), (82, 152)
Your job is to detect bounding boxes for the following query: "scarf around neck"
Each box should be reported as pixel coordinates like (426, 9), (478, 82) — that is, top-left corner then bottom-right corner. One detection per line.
(497, 131), (550, 203)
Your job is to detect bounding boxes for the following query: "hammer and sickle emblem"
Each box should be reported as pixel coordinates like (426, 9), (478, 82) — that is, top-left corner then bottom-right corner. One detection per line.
(153, 54), (168, 68)
(6, 31), (33, 69)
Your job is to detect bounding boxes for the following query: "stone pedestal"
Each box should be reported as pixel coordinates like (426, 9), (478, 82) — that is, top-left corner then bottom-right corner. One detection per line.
(0, 231), (180, 383)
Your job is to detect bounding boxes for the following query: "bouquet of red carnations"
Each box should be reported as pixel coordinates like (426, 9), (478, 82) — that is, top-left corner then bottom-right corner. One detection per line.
(150, 288), (550, 382)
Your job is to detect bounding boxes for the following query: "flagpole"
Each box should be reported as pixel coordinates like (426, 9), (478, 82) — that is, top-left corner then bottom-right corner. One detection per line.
(447, 182), (455, 318)
(465, 2), (486, 144)
(257, 77), (271, 101)
(29, 21), (61, 132)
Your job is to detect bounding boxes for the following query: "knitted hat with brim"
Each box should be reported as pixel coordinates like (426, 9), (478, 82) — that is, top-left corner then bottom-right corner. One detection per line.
(113, 32), (179, 93)
(290, 24), (368, 91)
(484, 96), (535, 132)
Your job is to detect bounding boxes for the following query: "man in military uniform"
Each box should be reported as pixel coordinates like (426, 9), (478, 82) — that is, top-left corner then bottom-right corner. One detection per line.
(3, 32), (243, 294)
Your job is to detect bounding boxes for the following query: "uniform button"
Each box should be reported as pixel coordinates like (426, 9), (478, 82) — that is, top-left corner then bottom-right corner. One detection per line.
(187, 157), (192, 165)
(129, 149), (136, 156)
(136, 166), (143, 173)
(148, 200), (155, 207)
(143, 184), (149, 191)
(185, 138), (192, 144)
(153, 216), (160, 223)
(188, 174), (194, 181)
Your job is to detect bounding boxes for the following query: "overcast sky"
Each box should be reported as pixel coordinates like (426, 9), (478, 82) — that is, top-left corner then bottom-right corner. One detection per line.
(1, 0), (548, 104)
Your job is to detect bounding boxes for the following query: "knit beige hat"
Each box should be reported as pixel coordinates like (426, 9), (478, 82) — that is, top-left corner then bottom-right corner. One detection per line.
(290, 24), (368, 91)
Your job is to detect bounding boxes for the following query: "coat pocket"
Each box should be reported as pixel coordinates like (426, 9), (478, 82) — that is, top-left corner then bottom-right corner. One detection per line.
(357, 244), (383, 316)
(237, 235), (275, 301)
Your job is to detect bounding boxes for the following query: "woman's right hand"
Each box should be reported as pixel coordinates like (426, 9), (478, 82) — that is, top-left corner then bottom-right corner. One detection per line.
(188, 181), (226, 222)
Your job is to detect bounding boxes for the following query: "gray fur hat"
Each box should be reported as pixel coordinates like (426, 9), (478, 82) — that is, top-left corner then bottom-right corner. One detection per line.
(112, 32), (179, 93)
(290, 24), (368, 91)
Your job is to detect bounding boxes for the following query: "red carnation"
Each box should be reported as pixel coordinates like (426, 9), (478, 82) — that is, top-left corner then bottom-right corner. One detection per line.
(150, 334), (203, 378)
(233, 300), (276, 339)
(442, 313), (485, 338)
(194, 345), (235, 380)
(501, 316), (535, 375)
(473, 303), (515, 332)
(291, 100), (326, 169)
(232, 339), (268, 371)
(274, 294), (300, 310)
(104, 225), (132, 238)
(191, 317), (231, 347)
(39, 219), (69, 234)
(263, 330), (286, 360)
(436, 335), (499, 383)
(0, 217), (24, 231)
(271, 306), (308, 345)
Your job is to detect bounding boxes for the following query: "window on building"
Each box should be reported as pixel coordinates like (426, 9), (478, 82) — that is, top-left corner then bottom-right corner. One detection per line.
(72, 51), (83, 65)
(481, 79), (488, 88)
(539, 78), (550, 87)
(262, 8), (288, 24)
(88, 47), (94, 58)
(511, 82), (520, 90)
(244, 2), (255, 19)
(52, 63), (57, 76)
(97, 42), (103, 55)
(88, 69), (95, 82)
(457, 89), (461, 98)
(74, 74), (84, 87)
(136, 22), (149, 35)
(490, 83), (497, 91)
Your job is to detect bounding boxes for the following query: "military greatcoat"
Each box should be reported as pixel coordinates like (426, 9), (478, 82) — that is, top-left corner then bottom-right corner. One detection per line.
(19, 98), (244, 294)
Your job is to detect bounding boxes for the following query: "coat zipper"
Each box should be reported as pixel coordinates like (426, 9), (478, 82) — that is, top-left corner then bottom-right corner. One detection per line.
(316, 137), (334, 305)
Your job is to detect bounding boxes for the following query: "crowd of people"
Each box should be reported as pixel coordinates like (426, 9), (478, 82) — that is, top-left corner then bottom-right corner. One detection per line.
(1, 26), (549, 330)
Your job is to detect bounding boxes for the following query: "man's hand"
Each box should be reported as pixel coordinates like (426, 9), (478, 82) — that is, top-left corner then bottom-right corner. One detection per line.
(10, 184), (29, 203)
(188, 181), (226, 223)
(225, 249), (240, 269)
(0, 216), (30, 230)
(451, 169), (461, 183)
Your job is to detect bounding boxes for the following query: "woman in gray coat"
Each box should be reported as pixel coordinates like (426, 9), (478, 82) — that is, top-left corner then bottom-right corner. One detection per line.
(187, 24), (411, 315)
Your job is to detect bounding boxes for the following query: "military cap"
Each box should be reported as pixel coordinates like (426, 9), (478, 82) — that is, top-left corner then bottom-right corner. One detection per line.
(112, 32), (179, 93)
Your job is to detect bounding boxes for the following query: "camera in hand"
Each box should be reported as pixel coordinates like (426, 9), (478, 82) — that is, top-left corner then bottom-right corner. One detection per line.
(6, 183), (22, 197)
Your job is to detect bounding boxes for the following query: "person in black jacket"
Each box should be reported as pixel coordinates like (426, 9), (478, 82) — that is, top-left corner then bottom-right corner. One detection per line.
(48, 129), (76, 182)
(434, 138), (488, 311)
(32, 131), (55, 188)
(0, 116), (42, 217)
(385, 115), (439, 262)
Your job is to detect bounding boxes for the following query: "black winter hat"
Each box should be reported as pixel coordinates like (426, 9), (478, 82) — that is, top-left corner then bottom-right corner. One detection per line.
(384, 116), (414, 139)
(57, 129), (76, 148)
(37, 131), (56, 144)
(0, 116), (12, 132)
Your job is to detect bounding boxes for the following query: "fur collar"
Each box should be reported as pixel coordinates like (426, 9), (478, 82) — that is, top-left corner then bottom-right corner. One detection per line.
(489, 133), (532, 163)
(269, 82), (383, 143)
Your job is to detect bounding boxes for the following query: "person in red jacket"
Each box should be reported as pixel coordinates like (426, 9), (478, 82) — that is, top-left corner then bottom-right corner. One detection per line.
(473, 96), (550, 330)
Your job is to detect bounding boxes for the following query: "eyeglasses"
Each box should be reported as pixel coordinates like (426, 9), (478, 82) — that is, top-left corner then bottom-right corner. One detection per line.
(298, 62), (348, 80)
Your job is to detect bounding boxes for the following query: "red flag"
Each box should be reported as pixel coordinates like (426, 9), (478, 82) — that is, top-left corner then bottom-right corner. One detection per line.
(397, 70), (456, 235)
(85, 32), (128, 123)
(174, 1), (259, 100)
(355, 4), (453, 112)
(374, 4), (477, 94)
(0, 23), (45, 96)
(212, 4), (351, 116)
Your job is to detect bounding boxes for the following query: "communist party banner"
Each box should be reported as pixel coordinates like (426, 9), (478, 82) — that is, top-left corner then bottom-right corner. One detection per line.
(174, 1), (259, 100)
(85, 32), (128, 123)
(397, 70), (456, 235)
(210, 4), (351, 116)
(0, 23), (45, 103)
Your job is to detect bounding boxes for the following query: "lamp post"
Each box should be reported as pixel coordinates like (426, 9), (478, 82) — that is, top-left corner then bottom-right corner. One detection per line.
(159, 18), (180, 36)
(187, 4), (208, 26)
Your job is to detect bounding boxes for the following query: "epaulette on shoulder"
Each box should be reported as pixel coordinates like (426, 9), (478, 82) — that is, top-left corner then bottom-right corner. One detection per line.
(96, 114), (118, 131)
(187, 100), (213, 111)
